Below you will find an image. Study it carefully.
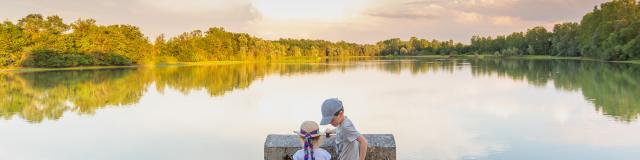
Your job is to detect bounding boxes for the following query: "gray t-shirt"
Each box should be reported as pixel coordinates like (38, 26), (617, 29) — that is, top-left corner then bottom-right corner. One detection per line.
(335, 117), (361, 160)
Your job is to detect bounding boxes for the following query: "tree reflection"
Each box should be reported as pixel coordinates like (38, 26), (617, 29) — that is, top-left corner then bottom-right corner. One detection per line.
(1, 58), (638, 123)
(470, 58), (640, 122)
(0, 61), (359, 122)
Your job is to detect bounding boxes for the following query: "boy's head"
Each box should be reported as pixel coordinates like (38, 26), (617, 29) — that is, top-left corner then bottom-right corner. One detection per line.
(320, 98), (345, 127)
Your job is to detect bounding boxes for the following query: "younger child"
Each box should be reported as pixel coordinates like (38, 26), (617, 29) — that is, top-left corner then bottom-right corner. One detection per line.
(293, 121), (332, 160)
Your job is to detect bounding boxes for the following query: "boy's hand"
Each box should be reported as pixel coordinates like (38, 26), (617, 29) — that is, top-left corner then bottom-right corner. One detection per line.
(324, 128), (335, 138)
(324, 128), (335, 134)
(324, 128), (336, 136)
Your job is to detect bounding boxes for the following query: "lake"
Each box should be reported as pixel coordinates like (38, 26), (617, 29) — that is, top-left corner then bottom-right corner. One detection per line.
(1, 57), (639, 160)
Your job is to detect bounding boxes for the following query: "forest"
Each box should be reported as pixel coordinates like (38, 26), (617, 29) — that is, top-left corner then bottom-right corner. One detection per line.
(470, 0), (640, 61)
(0, 0), (638, 68)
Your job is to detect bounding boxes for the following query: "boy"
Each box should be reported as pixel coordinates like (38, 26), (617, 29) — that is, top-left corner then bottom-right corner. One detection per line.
(320, 98), (368, 160)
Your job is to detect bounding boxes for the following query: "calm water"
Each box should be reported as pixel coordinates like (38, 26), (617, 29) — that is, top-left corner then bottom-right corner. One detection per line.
(1, 57), (639, 160)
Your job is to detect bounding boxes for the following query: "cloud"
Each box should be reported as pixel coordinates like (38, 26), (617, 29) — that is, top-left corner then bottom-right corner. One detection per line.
(134, 0), (263, 21)
(491, 16), (517, 25)
(366, 4), (445, 19)
(446, 0), (606, 22)
(377, 0), (606, 22)
(251, 0), (367, 21)
(454, 11), (483, 23)
(136, 0), (242, 13)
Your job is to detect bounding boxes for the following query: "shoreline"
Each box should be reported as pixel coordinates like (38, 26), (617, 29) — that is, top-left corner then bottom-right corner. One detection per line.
(0, 61), (248, 73)
(1, 55), (637, 73)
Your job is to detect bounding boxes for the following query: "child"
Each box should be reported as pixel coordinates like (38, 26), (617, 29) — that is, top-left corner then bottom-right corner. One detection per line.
(293, 121), (332, 160)
(320, 98), (368, 160)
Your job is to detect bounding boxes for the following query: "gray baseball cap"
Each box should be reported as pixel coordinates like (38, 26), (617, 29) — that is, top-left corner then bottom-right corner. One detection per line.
(320, 98), (343, 125)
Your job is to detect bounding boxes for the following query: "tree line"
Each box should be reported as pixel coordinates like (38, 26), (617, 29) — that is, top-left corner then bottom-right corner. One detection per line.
(0, 14), (152, 67)
(0, 0), (638, 68)
(154, 28), (384, 62)
(469, 0), (640, 60)
(153, 28), (468, 62)
(0, 13), (471, 68)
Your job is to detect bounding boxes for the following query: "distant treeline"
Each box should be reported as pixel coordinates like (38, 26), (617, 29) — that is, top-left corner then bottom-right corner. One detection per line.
(0, 0), (638, 68)
(469, 0), (639, 60)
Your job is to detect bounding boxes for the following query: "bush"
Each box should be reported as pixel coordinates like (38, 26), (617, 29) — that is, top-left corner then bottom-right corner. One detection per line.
(20, 49), (133, 68)
(91, 52), (132, 66)
(500, 48), (520, 57)
(0, 53), (13, 67)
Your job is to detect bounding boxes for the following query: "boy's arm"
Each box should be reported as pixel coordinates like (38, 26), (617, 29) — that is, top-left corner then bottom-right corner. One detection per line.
(357, 135), (368, 160)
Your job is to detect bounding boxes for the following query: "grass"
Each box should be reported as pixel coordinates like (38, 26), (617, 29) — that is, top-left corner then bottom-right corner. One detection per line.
(612, 59), (640, 64)
(0, 58), (329, 73)
(0, 65), (139, 73)
(387, 54), (487, 59)
(156, 60), (248, 66)
(269, 56), (325, 63)
(406, 55), (452, 58)
(504, 55), (593, 61)
(508, 55), (640, 64)
(510, 55), (578, 59)
(0, 61), (247, 73)
(410, 54), (640, 65)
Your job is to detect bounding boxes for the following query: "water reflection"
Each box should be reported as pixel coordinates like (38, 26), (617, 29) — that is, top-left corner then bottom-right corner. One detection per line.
(1, 58), (638, 123)
(1, 57), (640, 160)
(470, 58), (640, 122)
(0, 69), (149, 122)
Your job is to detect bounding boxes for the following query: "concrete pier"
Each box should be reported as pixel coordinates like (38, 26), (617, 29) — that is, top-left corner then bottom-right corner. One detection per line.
(264, 134), (396, 160)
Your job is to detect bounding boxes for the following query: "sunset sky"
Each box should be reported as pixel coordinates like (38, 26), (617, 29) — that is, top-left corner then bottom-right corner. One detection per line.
(2, 0), (609, 44)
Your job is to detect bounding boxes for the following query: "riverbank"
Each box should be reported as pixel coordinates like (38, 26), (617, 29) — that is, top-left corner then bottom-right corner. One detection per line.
(502, 55), (640, 64)
(0, 61), (249, 73)
(452, 54), (627, 63)
(2, 55), (638, 73)
(0, 57), (339, 73)
(613, 60), (640, 65)
(0, 65), (140, 73)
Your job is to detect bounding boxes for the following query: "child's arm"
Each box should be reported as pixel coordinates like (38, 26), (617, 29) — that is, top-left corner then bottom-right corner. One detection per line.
(324, 128), (336, 137)
(357, 135), (368, 160)
(325, 128), (336, 133)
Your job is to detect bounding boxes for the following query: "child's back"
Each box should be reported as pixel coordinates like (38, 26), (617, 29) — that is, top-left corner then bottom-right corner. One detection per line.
(292, 148), (332, 160)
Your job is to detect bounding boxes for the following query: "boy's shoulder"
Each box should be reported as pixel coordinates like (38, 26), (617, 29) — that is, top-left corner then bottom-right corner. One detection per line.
(338, 117), (358, 131)
(339, 117), (354, 127)
(336, 117), (361, 143)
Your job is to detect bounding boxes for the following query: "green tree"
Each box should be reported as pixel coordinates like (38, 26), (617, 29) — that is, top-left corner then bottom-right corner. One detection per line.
(578, 0), (640, 60)
(525, 26), (552, 55)
(0, 21), (26, 67)
(552, 22), (581, 56)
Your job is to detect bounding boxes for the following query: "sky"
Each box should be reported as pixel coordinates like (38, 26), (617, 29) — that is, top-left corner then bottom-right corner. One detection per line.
(1, 0), (609, 44)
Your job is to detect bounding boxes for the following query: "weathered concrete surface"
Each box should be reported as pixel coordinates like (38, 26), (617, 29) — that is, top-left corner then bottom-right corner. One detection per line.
(265, 134), (396, 160)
